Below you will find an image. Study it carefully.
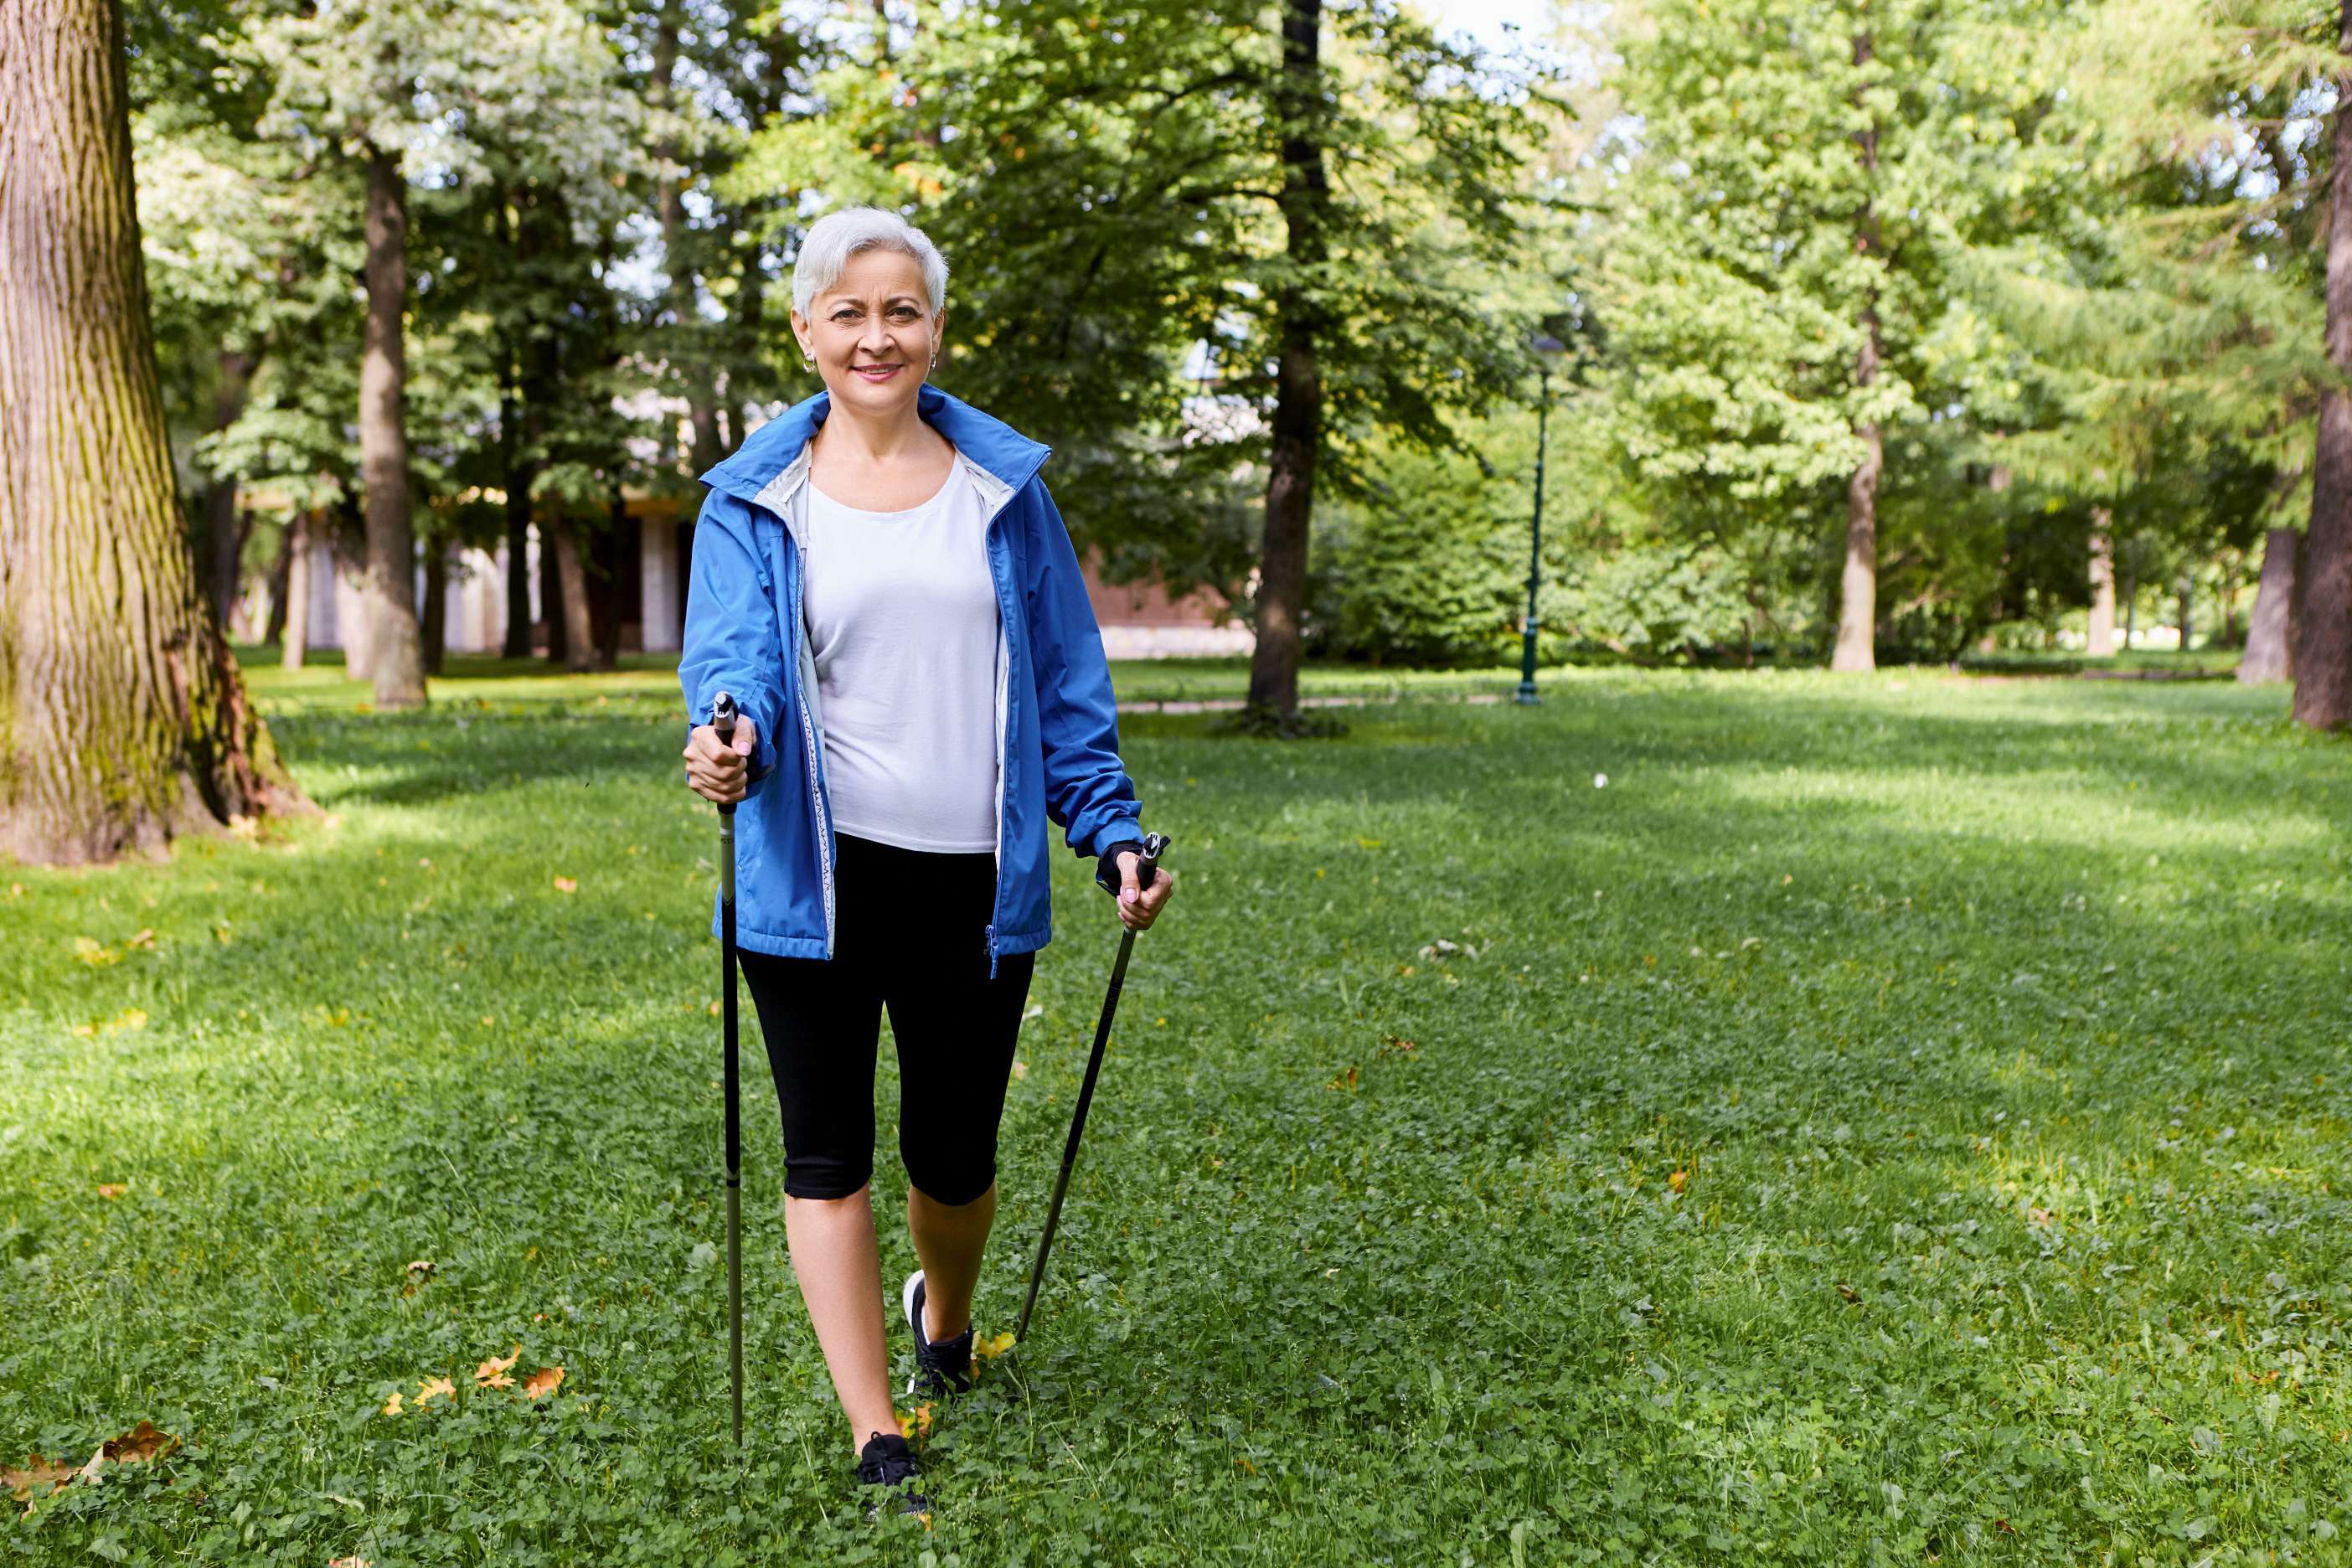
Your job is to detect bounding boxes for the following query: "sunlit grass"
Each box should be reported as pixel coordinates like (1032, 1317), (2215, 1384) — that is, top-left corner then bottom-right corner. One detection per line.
(3, 662), (2344, 1565)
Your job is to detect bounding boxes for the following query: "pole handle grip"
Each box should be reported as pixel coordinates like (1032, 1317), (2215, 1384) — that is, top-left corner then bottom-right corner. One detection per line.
(711, 691), (740, 818)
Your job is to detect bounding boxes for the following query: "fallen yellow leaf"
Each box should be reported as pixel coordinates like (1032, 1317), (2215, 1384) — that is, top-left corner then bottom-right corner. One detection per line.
(414, 1376), (456, 1407)
(475, 1346), (519, 1389)
(898, 1401), (936, 1439)
(383, 1390), (405, 1416)
(972, 1331), (1016, 1360)
(523, 1366), (565, 1400)
(552, 876), (578, 894)
(95, 1184), (126, 1199)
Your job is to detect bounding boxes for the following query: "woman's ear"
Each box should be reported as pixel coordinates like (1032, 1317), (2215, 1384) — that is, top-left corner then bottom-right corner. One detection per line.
(930, 309), (947, 368)
(789, 309), (813, 366)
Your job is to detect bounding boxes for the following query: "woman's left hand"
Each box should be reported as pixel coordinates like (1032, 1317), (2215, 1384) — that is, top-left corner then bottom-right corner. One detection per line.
(1112, 851), (1176, 932)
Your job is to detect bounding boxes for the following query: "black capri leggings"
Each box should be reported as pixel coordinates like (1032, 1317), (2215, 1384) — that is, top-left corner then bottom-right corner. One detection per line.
(739, 831), (1035, 1204)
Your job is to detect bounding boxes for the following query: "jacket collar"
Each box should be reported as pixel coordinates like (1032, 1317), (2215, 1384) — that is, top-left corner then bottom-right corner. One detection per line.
(699, 384), (1051, 508)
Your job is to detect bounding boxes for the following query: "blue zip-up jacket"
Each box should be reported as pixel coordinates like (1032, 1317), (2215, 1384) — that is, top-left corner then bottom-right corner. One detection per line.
(678, 384), (1142, 977)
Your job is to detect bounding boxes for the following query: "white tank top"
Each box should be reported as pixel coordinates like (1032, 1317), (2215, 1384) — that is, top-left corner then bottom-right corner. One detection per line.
(800, 459), (1001, 853)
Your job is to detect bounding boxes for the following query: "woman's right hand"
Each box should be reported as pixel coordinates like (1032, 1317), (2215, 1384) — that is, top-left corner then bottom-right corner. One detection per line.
(683, 720), (758, 804)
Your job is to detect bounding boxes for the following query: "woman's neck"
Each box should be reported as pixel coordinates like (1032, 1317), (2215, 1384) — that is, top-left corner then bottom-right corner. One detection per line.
(814, 397), (936, 468)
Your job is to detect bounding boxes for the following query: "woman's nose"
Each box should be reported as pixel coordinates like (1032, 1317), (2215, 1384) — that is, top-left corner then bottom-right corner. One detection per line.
(859, 316), (891, 356)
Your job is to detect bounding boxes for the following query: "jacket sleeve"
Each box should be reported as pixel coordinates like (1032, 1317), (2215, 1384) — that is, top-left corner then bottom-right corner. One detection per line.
(677, 487), (785, 783)
(1022, 479), (1142, 860)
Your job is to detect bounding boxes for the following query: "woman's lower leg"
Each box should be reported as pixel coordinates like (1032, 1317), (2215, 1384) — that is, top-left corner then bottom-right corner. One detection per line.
(906, 1181), (995, 1342)
(782, 1186), (899, 1450)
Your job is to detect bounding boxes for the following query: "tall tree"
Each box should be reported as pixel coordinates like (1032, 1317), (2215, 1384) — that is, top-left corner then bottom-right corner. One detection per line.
(732, 0), (1547, 731)
(2298, 0), (2352, 726)
(1, 0), (302, 864)
(257, 0), (639, 700)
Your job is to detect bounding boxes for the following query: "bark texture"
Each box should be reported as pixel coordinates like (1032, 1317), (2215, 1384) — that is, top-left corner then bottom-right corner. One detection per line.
(0, 0), (302, 864)
(360, 144), (427, 709)
(1243, 0), (1328, 729)
(2087, 514), (2117, 658)
(2296, 2), (2352, 727)
(1830, 29), (1883, 674)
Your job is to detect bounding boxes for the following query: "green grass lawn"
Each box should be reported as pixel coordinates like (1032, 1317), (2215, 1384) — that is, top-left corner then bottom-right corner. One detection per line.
(4, 662), (2347, 1565)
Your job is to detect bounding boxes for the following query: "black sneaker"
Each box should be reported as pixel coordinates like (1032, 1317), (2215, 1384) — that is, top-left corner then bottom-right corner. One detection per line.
(856, 1430), (929, 1519)
(901, 1270), (975, 1398)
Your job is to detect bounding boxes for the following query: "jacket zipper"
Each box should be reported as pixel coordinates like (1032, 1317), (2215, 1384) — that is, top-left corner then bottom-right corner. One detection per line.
(773, 467), (835, 959)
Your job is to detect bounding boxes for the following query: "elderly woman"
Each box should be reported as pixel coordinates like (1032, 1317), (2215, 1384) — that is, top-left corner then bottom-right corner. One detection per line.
(677, 207), (1174, 1514)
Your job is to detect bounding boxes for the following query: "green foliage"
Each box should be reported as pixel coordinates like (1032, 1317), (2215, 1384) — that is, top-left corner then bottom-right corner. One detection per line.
(4, 663), (2346, 1561)
(727, 0), (1555, 599)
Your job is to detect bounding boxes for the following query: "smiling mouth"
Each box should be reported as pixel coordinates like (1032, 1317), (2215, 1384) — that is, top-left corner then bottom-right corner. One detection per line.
(851, 364), (902, 377)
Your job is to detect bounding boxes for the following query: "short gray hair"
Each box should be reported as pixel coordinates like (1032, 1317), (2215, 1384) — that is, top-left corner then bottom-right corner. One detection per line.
(792, 208), (950, 317)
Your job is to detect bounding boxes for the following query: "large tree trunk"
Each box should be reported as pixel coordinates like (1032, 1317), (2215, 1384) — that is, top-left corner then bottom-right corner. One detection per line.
(1243, 0), (1329, 730)
(205, 348), (253, 625)
(549, 518), (596, 674)
(1831, 30), (1883, 674)
(2177, 579), (2193, 655)
(280, 510), (311, 670)
(359, 143), (427, 709)
(2297, 4), (2352, 727)
(2087, 512), (2117, 657)
(0, 0), (302, 864)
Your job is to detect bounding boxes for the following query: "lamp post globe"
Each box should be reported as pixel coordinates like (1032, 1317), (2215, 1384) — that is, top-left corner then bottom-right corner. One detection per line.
(1518, 334), (1569, 705)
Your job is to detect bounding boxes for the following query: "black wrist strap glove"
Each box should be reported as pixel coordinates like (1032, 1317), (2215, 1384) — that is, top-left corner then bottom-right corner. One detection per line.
(1096, 838), (1148, 897)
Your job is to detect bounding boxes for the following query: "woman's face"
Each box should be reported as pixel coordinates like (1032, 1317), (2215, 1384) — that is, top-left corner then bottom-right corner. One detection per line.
(792, 247), (946, 419)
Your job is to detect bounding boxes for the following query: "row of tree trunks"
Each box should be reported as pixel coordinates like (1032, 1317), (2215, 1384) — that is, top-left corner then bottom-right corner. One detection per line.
(0, 0), (303, 864)
(2087, 516), (2117, 657)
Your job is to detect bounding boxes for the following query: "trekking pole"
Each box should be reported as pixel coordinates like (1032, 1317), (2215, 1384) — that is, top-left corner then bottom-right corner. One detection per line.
(710, 691), (745, 1448)
(1015, 832), (1169, 1346)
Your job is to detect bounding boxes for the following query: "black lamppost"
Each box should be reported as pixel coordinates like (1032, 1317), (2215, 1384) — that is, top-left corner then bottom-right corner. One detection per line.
(1518, 334), (1569, 705)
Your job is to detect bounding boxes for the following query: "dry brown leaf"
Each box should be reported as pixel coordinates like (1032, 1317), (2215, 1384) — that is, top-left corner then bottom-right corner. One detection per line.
(95, 1184), (127, 1199)
(405, 1259), (436, 1279)
(414, 1376), (456, 1407)
(552, 876), (578, 895)
(100, 1421), (178, 1465)
(897, 1401), (935, 1440)
(3, 1453), (75, 1504)
(1668, 1169), (1690, 1194)
(1381, 1034), (1417, 1054)
(382, 1390), (405, 1416)
(125, 928), (156, 950)
(329, 1556), (372, 1567)
(523, 1366), (564, 1400)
